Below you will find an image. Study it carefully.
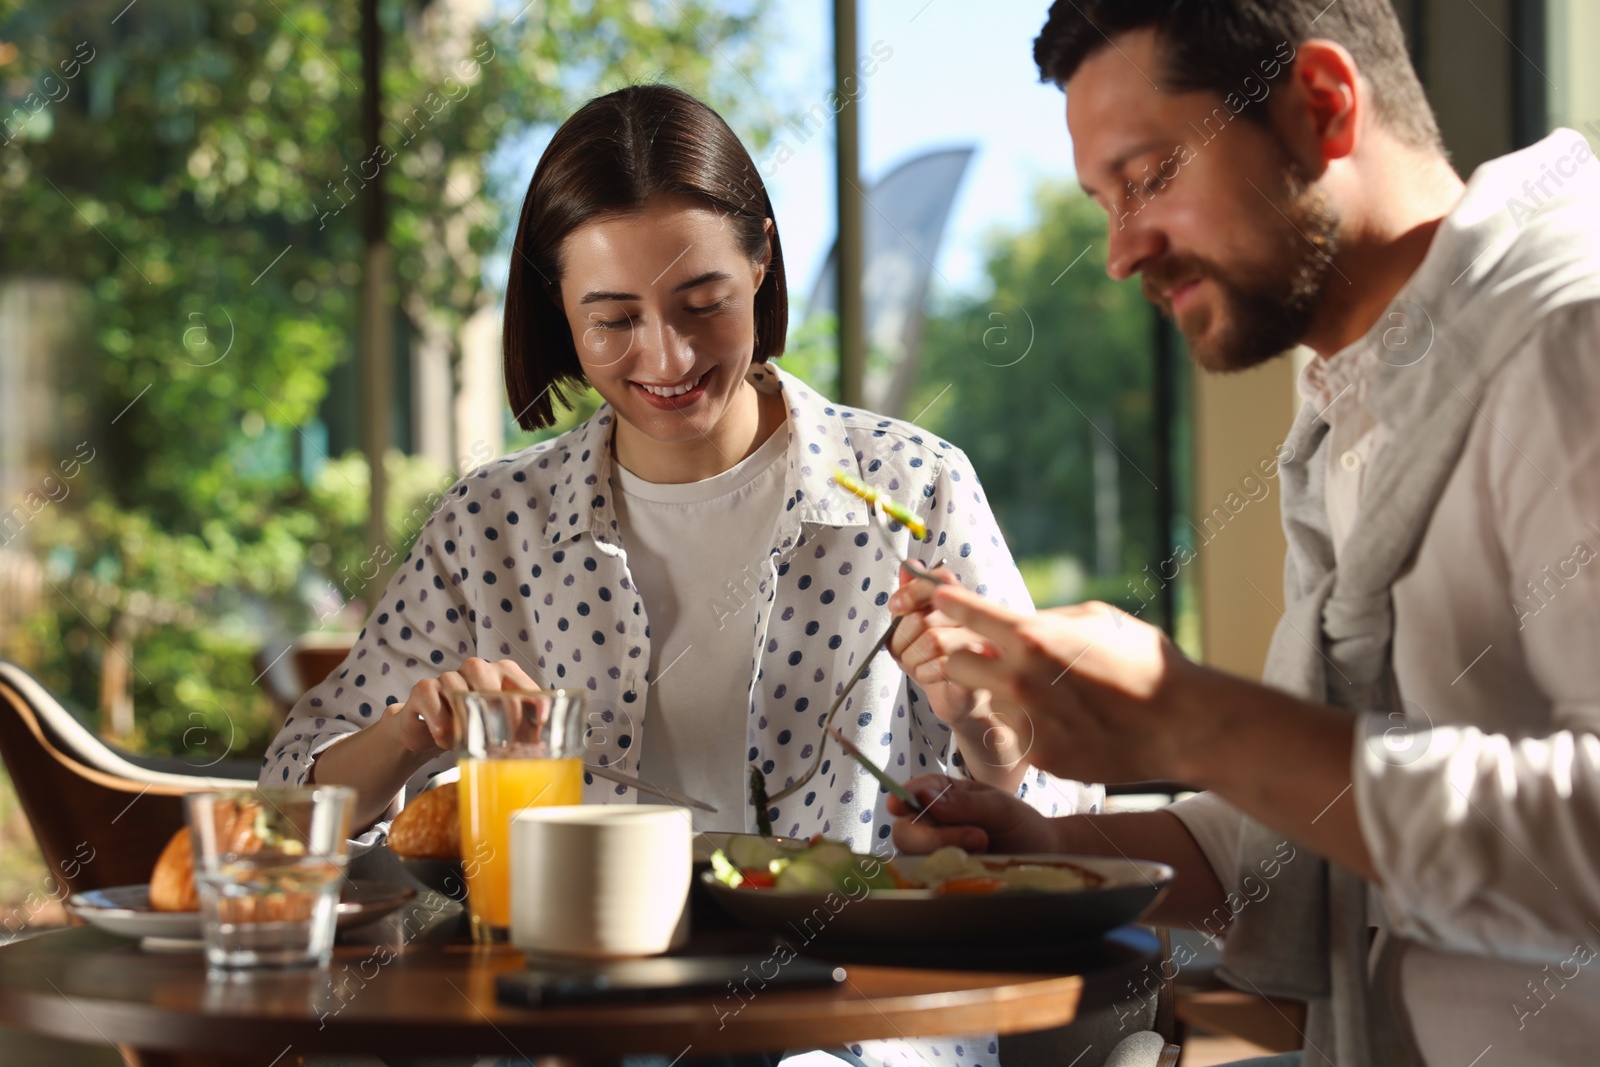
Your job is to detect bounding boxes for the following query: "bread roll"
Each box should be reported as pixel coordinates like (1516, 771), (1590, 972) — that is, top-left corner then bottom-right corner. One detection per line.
(388, 785), (460, 859)
(150, 800), (269, 912)
(149, 827), (199, 912)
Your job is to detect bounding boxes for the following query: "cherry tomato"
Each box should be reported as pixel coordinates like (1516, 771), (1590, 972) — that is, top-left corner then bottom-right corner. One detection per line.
(739, 869), (777, 889)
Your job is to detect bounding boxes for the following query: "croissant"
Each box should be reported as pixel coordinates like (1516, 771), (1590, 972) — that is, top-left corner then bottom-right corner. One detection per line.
(149, 799), (268, 912)
(387, 785), (460, 859)
(149, 827), (199, 912)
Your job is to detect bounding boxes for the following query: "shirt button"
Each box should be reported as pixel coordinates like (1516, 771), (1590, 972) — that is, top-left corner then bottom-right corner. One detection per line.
(1339, 450), (1363, 472)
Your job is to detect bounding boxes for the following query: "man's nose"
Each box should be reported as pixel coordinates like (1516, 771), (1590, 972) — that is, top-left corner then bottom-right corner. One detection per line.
(1105, 212), (1166, 283)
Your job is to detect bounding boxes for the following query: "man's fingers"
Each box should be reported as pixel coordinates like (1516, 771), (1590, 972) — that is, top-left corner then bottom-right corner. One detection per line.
(943, 647), (1027, 704)
(892, 818), (989, 855)
(889, 775), (1021, 854)
(931, 585), (1029, 653)
(887, 776), (992, 852)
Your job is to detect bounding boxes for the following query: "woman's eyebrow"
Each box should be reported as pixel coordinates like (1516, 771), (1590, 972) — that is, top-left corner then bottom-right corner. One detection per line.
(578, 270), (730, 305)
(580, 289), (636, 304)
(673, 270), (730, 293)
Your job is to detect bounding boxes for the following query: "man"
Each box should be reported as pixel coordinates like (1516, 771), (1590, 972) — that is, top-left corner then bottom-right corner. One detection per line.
(885, 2), (1600, 1065)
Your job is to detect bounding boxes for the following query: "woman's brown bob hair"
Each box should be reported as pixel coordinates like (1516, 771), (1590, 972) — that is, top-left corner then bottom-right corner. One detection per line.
(503, 84), (788, 430)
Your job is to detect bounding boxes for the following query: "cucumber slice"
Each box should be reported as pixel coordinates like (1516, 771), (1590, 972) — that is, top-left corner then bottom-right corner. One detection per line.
(803, 842), (857, 874)
(726, 836), (790, 871)
(849, 857), (898, 891)
(709, 850), (744, 888)
(774, 860), (838, 892)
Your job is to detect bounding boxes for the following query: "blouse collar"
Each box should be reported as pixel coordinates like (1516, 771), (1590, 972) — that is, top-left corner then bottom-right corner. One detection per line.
(535, 364), (873, 553)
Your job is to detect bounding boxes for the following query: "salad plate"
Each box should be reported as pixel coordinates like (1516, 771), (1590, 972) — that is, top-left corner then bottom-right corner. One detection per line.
(67, 881), (416, 947)
(702, 840), (1173, 951)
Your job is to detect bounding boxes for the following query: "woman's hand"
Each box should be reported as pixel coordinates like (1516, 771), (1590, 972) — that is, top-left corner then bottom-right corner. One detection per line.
(888, 775), (1064, 855)
(887, 565), (992, 728)
(380, 657), (541, 756)
(888, 568), (1030, 787)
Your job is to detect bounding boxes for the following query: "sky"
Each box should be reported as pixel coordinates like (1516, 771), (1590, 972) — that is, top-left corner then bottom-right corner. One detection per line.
(754, 1), (1080, 301)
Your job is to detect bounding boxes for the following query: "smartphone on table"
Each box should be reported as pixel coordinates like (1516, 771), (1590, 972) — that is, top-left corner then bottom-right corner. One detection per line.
(495, 954), (847, 1007)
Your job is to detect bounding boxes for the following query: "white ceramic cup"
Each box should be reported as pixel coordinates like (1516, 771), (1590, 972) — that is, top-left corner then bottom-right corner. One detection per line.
(509, 805), (692, 958)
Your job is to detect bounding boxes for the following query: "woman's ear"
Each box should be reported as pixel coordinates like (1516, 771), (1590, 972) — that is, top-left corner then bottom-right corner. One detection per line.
(753, 218), (775, 288)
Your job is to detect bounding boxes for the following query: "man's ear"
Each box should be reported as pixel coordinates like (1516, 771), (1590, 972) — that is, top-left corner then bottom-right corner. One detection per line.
(1282, 39), (1362, 168)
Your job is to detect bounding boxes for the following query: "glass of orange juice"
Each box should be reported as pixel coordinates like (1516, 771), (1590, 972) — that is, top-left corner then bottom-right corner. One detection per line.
(447, 690), (585, 943)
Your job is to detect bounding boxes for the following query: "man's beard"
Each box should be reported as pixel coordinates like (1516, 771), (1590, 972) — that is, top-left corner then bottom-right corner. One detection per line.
(1142, 169), (1341, 373)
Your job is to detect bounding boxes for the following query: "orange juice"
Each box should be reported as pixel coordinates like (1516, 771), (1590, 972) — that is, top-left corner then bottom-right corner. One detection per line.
(457, 756), (584, 934)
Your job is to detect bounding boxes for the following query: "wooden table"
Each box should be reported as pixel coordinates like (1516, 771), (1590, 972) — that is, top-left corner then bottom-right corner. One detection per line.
(0, 894), (1160, 1066)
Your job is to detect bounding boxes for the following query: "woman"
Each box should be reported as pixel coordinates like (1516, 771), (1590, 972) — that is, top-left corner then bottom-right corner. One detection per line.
(262, 83), (1094, 871)
(264, 80), (1096, 1067)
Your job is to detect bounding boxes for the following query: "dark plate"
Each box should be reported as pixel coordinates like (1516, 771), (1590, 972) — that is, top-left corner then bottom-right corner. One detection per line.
(701, 854), (1173, 952)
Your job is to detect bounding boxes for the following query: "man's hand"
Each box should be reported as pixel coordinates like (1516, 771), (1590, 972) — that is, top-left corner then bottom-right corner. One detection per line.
(381, 656), (540, 756)
(887, 775), (1065, 854)
(930, 585), (1213, 785)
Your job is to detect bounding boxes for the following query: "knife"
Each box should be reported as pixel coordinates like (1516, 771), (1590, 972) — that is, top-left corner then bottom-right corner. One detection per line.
(828, 727), (924, 814)
(583, 763), (719, 814)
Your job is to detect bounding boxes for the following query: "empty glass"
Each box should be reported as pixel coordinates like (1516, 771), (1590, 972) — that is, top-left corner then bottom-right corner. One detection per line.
(185, 786), (355, 970)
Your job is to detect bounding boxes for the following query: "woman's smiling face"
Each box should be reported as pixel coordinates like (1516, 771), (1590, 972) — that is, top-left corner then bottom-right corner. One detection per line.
(556, 194), (771, 451)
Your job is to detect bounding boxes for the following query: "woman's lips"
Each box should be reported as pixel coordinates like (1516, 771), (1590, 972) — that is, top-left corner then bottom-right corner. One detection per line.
(632, 369), (711, 411)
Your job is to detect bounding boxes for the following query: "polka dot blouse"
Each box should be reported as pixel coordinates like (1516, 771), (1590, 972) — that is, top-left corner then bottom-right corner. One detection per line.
(261, 366), (1102, 845)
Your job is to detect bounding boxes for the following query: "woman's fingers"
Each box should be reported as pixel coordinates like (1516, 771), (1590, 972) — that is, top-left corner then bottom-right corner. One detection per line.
(903, 614), (995, 686)
(495, 659), (540, 691)
(456, 657), (499, 691)
(388, 659), (542, 757)
(888, 609), (930, 661)
(422, 671), (467, 748)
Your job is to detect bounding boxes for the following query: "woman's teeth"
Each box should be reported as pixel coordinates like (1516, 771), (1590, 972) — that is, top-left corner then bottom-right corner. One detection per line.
(638, 373), (704, 398)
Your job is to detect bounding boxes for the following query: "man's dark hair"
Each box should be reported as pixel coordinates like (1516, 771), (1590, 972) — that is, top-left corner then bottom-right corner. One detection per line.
(503, 84), (787, 430)
(1033, 0), (1442, 153)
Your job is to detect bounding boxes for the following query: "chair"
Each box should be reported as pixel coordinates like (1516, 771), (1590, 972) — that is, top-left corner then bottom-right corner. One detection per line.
(0, 661), (258, 897)
(999, 927), (1182, 1067)
(254, 635), (354, 731)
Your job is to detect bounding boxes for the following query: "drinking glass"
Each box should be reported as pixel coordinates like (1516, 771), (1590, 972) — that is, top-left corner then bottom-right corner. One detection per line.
(185, 786), (355, 971)
(448, 690), (586, 943)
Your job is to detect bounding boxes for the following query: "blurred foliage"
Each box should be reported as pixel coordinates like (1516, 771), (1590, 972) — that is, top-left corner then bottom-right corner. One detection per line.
(910, 183), (1192, 619)
(0, 0), (774, 758)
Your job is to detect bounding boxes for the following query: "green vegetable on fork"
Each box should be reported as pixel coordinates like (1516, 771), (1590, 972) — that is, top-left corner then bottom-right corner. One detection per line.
(750, 766), (773, 837)
(832, 470), (930, 542)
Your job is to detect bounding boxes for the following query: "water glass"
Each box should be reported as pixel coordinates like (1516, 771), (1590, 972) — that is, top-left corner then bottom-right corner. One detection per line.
(185, 786), (355, 971)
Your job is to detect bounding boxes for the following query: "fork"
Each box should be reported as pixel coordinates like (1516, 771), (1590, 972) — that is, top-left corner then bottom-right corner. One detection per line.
(764, 526), (949, 808)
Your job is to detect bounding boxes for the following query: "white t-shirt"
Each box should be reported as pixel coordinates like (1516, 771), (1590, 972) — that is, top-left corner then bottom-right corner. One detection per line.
(611, 425), (788, 831)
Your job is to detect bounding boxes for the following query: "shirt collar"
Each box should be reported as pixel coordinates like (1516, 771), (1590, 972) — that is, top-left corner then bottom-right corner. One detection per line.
(536, 364), (871, 550)
(1298, 338), (1383, 425)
